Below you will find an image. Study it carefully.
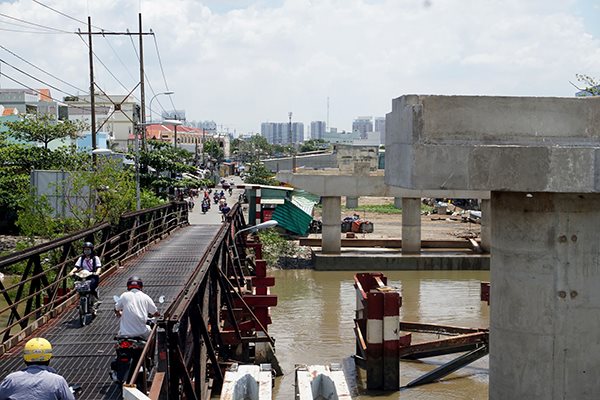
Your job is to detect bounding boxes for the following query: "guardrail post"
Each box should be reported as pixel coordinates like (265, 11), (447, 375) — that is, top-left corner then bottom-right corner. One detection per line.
(366, 291), (383, 389)
(383, 291), (400, 390)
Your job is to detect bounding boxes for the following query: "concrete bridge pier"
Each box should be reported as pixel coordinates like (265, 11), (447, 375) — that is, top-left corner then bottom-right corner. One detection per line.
(346, 196), (359, 209)
(480, 199), (491, 252)
(491, 191), (600, 398)
(322, 196), (341, 254)
(401, 197), (421, 253)
(386, 94), (600, 399)
(490, 192), (600, 399)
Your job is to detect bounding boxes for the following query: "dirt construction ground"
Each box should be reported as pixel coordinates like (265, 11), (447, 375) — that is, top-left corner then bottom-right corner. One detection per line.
(312, 196), (481, 241)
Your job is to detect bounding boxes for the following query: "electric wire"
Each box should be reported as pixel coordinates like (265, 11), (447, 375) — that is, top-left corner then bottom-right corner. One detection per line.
(0, 71), (92, 112)
(103, 35), (138, 84)
(151, 32), (177, 112)
(0, 27), (66, 34)
(0, 45), (88, 94)
(76, 32), (164, 118)
(76, 32), (138, 100)
(0, 58), (91, 106)
(127, 32), (168, 118)
(0, 12), (72, 33)
(31, 0), (108, 31)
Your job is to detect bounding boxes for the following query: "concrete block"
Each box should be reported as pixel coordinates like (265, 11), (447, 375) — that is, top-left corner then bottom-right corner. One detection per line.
(385, 95), (600, 193)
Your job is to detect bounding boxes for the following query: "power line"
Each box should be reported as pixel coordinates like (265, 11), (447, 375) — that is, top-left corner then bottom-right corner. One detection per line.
(0, 71), (92, 112)
(0, 12), (72, 33)
(127, 32), (168, 117)
(0, 45), (88, 94)
(0, 58), (90, 104)
(102, 35), (138, 84)
(31, 0), (107, 31)
(151, 31), (177, 111)
(0, 27), (66, 34)
(76, 32), (137, 99)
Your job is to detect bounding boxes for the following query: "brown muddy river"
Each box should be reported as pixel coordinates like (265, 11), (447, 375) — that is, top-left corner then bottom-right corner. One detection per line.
(269, 269), (490, 399)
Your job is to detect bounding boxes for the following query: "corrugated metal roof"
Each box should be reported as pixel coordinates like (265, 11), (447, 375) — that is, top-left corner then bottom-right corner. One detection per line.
(271, 190), (320, 236)
(272, 199), (313, 236)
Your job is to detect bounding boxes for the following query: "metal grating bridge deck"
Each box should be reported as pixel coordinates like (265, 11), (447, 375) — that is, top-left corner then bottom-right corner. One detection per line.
(0, 224), (221, 400)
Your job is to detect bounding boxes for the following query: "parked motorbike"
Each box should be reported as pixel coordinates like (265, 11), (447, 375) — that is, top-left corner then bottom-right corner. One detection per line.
(110, 295), (165, 384)
(72, 270), (98, 327)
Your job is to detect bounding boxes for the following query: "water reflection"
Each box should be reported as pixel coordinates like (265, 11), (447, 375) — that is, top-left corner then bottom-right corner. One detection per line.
(269, 270), (490, 400)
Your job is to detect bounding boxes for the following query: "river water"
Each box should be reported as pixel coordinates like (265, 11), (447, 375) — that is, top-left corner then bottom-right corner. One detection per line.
(268, 269), (490, 399)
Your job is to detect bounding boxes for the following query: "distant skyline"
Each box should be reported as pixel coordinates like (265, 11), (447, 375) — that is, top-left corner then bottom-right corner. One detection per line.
(0, 0), (599, 135)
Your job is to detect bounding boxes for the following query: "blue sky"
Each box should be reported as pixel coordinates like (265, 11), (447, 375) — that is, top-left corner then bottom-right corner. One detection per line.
(1, 0), (599, 135)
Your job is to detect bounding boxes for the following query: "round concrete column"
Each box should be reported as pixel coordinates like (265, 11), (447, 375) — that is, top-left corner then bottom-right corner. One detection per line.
(480, 198), (491, 252)
(346, 196), (359, 209)
(401, 197), (421, 253)
(490, 192), (600, 399)
(321, 196), (341, 254)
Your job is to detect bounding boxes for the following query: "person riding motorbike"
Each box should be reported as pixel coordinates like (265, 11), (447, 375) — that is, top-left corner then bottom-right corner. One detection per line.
(0, 338), (75, 400)
(114, 276), (159, 339)
(69, 242), (101, 301)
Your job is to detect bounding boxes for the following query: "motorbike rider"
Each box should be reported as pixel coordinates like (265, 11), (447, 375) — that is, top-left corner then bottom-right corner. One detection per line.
(0, 337), (75, 400)
(69, 241), (102, 301)
(114, 276), (159, 339)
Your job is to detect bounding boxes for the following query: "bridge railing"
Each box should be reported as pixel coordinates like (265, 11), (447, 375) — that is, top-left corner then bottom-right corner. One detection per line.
(130, 203), (266, 399)
(0, 201), (189, 352)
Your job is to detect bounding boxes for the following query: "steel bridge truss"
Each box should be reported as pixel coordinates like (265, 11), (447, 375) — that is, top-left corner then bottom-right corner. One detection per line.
(126, 204), (276, 400)
(0, 202), (189, 352)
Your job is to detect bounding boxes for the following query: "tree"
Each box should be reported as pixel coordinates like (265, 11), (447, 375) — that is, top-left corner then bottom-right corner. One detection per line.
(203, 139), (224, 163)
(4, 113), (86, 149)
(137, 140), (197, 197)
(244, 161), (279, 186)
(572, 74), (599, 96)
(299, 139), (329, 153)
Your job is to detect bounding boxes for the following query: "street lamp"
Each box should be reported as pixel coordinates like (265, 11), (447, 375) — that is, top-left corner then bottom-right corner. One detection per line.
(147, 91), (175, 151)
(232, 220), (278, 269)
(149, 91), (175, 122)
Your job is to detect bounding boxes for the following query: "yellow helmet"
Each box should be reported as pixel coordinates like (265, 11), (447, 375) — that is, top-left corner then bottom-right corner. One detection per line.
(23, 338), (52, 363)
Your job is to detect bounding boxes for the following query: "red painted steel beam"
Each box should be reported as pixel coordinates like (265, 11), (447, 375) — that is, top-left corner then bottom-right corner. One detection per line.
(399, 321), (486, 335)
(233, 295), (278, 307)
(481, 281), (490, 305)
(399, 332), (488, 359)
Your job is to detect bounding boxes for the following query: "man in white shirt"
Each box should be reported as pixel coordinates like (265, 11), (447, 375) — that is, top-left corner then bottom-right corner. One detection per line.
(114, 276), (159, 339)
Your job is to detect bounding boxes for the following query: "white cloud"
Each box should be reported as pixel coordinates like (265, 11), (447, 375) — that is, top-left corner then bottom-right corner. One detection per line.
(1, 0), (599, 134)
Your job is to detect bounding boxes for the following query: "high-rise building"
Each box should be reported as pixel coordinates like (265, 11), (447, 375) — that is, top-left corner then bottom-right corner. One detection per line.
(261, 122), (304, 145)
(374, 117), (386, 144)
(352, 116), (373, 139)
(310, 121), (326, 140)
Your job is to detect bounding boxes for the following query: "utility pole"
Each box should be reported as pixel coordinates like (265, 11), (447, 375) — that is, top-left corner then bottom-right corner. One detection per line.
(88, 16), (96, 165)
(138, 13), (147, 151)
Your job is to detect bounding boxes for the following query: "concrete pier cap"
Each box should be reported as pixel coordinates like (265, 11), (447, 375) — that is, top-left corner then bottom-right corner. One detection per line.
(385, 94), (600, 192)
(385, 94), (600, 399)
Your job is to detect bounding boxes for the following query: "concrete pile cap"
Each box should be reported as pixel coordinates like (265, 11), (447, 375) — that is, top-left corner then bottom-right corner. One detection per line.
(385, 94), (600, 193)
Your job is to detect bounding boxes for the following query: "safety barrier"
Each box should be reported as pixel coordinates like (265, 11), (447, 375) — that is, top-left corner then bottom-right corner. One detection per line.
(131, 203), (281, 399)
(353, 272), (401, 391)
(0, 201), (188, 352)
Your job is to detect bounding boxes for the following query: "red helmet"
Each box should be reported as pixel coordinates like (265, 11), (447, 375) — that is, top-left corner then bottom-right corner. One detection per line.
(127, 276), (143, 290)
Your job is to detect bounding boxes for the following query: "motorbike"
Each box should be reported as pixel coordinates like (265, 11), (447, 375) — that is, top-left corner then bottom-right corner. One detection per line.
(110, 295), (165, 384)
(72, 270), (98, 327)
(201, 201), (210, 214)
(69, 384), (82, 397)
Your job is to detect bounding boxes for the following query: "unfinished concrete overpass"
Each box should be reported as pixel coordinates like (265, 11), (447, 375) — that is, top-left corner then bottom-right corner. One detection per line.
(385, 94), (600, 399)
(275, 170), (490, 255)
